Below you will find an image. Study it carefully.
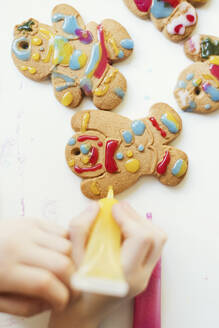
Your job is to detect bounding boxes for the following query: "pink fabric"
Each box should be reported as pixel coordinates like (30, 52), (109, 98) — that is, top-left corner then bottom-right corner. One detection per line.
(133, 213), (161, 328)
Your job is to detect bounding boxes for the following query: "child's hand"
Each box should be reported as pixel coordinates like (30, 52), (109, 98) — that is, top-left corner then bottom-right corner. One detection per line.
(49, 202), (167, 328)
(0, 218), (74, 317)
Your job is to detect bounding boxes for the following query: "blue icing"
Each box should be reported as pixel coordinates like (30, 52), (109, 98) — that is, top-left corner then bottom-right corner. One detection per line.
(186, 73), (194, 81)
(116, 153), (124, 160)
(138, 145), (144, 152)
(120, 39), (134, 50)
(185, 106), (194, 112)
(12, 37), (31, 61)
(150, 0), (174, 19)
(52, 72), (75, 83)
(161, 115), (179, 134)
(70, 50), (84, 70)
(178, 80), (187, 89)
(172, 159), (183, 176)
(52, 14), (80, 35)
(203, 84), (219, 102)
(118, 50), (124, 59)
(56, 82), (75, 92)
(80, 77), (93, 95)
(68, 137), (76, 146)
(122, 131), (133, 144)
(189, 101), (196, 109)
(205, 104), (211, 110)
(80, 144), (90, 154)
(114, 88), (125, 99)
(85, 43), (100, 76)
(131, 120), (146, 136)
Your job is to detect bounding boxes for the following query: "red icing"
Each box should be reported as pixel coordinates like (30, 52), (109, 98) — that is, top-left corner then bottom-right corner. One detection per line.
(98, 141), (103, 147)
(74, 163), (102, 174)
(210, 64), (219, 81)
(149, 117), (167, 138)
(163, 0), (179, 7)
(134, 0), (152, 12)
(157, 151), (170, 175)
(186, 14), (195, 23)
(77, 135), (99, 142)
(105, 140), (119, 173)
(94, 25), (108, 79)
(90, 147), (98, 165)
(174, 24), (183, 34)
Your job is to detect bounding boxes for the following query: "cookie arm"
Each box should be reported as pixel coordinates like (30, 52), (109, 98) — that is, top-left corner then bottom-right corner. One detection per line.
(71, 110), (131, 139)
(100, 19), (134, 63)
(147, 103), (182, 145)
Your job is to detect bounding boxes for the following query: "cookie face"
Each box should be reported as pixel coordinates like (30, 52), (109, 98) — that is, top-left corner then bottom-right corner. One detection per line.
(124, 0), (198, 42)
(175, 34), (219, 114)
(12, 4), (134, 111)
(66, 106), (188, 199)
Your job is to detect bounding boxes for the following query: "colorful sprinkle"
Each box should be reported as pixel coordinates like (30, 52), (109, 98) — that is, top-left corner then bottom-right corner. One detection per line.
(138, 144), (145, 152)
(122, 131), (133, 144)
(131, 120), (146, 136)
(61, 92), (73, 106)
(116, 153), (124, 160)
(68, 137), (76, 146)
(172, 159), (187, 178)
(126, 150), (133, 158)
(120, 39), (134, 50)
(161, 112), (179, 134)
(125, 159), (140, 173)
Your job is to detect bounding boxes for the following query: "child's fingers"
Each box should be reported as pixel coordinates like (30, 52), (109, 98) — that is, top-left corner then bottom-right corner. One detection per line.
(0, 294), (49, 317)
(34, 230), (72, 256)
(69, 202), (100, 268)
(20, 246), (75, 285)
(36, 220), (68, 238)
(2, 265), (70, 311)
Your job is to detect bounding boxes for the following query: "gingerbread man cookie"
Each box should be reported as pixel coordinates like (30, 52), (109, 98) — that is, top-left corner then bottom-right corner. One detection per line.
(12, 4), (134, 111)
(124, 0), (198, 42)
(66, 105), (188, 199)
(175, 34), (219, 113)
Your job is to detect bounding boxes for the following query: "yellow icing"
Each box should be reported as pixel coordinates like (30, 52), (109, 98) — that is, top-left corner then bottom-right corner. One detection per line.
(94, 69), (118, 97)
(81, 113), (90, 132)
(202, 74), (219, 88)
(125, 159), (140, 173)
(90, 182), (101, 196)
(126, 150), (133, 158)
(209, 56), (219, 65)
(194, 78), (202, 86)
(32, 53), (40, 61)
(32, 37), (42, 46)
(68, 159), (75, 167)
(61, 92), (73, 106)
(78, 52), (88, 68)
(82, 155), (89, 164)
(20, 66), (36, 74)
(105, 31), (120, 57)
(176, 161), (187, 178)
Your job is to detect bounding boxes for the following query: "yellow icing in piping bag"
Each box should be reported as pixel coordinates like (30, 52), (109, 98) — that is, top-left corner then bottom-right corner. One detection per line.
(71, 186), (129, 297)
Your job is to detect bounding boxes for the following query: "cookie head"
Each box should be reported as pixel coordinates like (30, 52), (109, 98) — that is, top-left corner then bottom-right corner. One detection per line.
(12, 19), (55, 81)
(174, 62), (219, 113)
(66, 132), (106, 178)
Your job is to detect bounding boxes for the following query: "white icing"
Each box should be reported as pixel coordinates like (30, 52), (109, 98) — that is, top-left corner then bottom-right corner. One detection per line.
(177, 90), (191, 108)
(167, 2), (197, 36)
(188, 34), (201, 54)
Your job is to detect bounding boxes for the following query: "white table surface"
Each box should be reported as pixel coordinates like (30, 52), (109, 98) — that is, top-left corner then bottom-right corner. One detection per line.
(0, 0), (219, 327)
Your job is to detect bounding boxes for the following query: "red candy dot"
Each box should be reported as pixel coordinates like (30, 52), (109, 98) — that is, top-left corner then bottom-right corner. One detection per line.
(174, 24), (183, 34)
(186, 14), (195, 23)
(98, 141), (103, 147)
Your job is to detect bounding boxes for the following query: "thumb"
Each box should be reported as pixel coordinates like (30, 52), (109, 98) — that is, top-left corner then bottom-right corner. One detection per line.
(69, 202), (100, 268)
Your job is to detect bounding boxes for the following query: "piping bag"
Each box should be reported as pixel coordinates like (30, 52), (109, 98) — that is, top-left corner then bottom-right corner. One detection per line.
(72, 186), (129, 297)
(133, 214), (161, 328)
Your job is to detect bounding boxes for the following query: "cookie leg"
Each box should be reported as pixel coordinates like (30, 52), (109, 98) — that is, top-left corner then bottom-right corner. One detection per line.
(154, 146), (188, 186)
(52, 70), (83, 108)
(93, 67), (127, 111)
(101, 19), (134, 63)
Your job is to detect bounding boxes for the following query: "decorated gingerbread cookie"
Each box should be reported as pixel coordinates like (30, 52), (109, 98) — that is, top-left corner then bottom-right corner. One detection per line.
(66, 105), (188, 199)
(12, 4), (134, 111)
(124, 0), (198, 42)
(175, 34), (219, 113)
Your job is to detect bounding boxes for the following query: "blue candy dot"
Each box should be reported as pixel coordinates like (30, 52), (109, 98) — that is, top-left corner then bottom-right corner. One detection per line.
(186, 73), (194, 81)
(132, 120), (146, 136)
(68, 137), (76, 146)
(138, 145), (144, 152)
(189, 101), (197, 109)
(122, 131), (133, 144)
(205, 104), (211, 110)
(120, 39), (134, 50)
(178, 80), (187, 89)
(116, 153), (124, 160)
(118, 50), (124, 59)
(80, 144), (90, 154)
